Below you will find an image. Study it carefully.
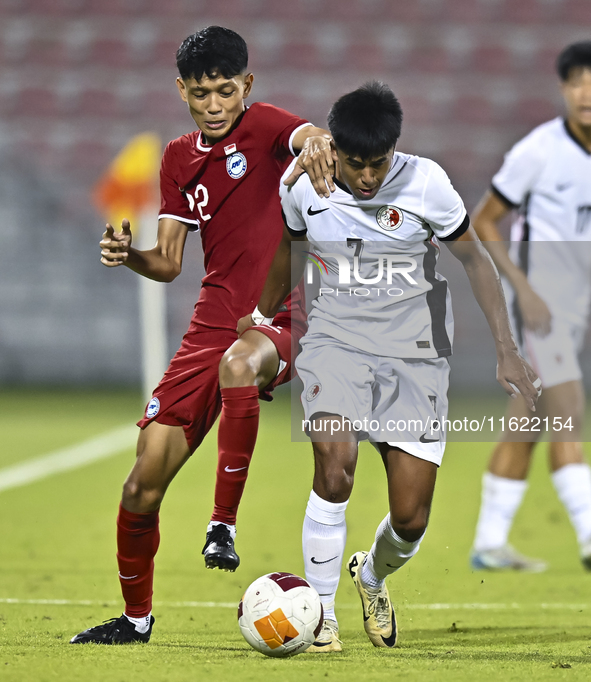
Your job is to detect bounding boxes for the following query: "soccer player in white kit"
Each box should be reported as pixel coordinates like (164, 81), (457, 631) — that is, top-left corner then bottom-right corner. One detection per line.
(239, 82), (539, 651)
(470, 41), (591, 572)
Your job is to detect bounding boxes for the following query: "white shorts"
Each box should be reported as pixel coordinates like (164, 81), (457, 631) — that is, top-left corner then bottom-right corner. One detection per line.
(296, 333), (450, 466)
(504, 277), (586, 390)
(519, 321), (585, 390)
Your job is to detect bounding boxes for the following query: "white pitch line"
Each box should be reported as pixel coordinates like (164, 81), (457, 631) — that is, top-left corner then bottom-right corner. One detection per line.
(0, 424), (138, 493)
(0, 598), (588, 610)
(0, 599), (237, 608)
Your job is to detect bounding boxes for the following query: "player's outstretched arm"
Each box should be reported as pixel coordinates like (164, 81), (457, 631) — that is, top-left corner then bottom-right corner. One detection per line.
(446, 226), (540, 411)
(237, 226), (308, 335)
(284, 126), (335, 198)
(99, 217), (188, 283)
(473, 190), (551, 336)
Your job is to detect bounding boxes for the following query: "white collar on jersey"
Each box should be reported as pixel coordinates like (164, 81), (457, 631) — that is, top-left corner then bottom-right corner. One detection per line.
(196, 131), (212, 152)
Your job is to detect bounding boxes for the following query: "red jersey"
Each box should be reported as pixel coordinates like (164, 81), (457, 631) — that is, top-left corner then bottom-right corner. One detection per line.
(159, 102), (310, 334)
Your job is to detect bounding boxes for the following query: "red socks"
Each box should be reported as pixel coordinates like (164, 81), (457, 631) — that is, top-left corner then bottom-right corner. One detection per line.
(116, 504), (160, 618)
(116, 386), (259, 615)
(212, 386), (260, 525)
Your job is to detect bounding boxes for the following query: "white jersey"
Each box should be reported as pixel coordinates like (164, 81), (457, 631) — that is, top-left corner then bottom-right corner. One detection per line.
(492, 117), (591, 326)
(280, 152), (468, 359)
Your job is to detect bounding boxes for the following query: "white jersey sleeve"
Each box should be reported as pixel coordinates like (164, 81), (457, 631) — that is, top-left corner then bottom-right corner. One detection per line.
(279, 159), (308, 235)
(491, 127), (550, 208)
(421, 159), (468, 240)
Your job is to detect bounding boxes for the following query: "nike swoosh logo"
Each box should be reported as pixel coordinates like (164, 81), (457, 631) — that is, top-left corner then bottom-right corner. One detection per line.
(307, 206), (329, 216)
(224, 465), (247, 472)
(311, 555), (338, 565)
(380, 614), (398, 647)
(118, 573), (139, 580)
(419, 434), (439, 443)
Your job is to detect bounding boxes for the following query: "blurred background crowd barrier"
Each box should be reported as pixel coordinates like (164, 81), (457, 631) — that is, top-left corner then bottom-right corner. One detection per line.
(1, 0), (590, 387)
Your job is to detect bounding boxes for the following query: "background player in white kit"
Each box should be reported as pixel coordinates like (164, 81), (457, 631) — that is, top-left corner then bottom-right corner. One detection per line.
(470, 41), (591, 572)
(239, 82), (540, 651)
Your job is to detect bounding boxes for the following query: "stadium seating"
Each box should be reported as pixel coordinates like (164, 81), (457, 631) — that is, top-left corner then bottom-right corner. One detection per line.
(516, 96), (561, 127)
(0, 0), (574, 206)
(0, 0), (585, 383)
(563, 0), (591, 22)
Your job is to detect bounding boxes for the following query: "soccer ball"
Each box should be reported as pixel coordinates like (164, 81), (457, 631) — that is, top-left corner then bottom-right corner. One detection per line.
(238, 572), (323, 657)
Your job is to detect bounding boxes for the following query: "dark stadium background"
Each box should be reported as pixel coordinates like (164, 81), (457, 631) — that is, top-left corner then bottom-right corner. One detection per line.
(1, 0), (590, 390)
(3, 5), (591, 679)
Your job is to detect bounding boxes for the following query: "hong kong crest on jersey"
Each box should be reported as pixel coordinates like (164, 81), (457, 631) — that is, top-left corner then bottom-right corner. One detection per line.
(376, 205), (404, 231)
(226, 152), (247, 179)
(306, 383), (322, 402)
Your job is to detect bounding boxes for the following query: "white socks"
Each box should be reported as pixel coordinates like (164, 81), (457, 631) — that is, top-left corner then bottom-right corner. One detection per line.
(473, 465), (591, 553)
(473, 472), (528, 552)
(302, 490), (348, 623)
(124, 613), (152, 633)
(208, 521), (236, 539)
(361, 514), (423, 589)
(552, 463), (591, 547)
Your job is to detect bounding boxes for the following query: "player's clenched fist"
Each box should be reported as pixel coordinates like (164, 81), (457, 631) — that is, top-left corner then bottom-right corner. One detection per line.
(100, 219), (132, 267)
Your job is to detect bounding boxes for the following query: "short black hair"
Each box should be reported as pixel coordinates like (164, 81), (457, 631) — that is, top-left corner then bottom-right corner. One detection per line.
(327, 81), (403, 160)
(176, 26), (248, 82)
(556, 41), (591, 81)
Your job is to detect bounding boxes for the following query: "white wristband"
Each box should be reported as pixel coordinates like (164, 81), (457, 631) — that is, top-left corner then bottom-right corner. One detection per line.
(251, 305), (274, 326)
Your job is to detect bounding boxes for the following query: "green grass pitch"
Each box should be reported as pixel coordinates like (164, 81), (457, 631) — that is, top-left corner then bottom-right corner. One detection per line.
(1, 387), (591, 681)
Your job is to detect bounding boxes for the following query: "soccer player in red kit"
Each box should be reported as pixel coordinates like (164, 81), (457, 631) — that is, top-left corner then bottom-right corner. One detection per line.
(70, 26), (333, 644)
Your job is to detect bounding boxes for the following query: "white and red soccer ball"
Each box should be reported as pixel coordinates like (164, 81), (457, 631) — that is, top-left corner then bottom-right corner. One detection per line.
(238, 572), (323, 657)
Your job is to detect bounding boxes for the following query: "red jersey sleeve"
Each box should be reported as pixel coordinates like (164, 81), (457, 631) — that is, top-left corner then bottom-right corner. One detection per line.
(159, 138), (201, 231)
(253, 103), (311, 160)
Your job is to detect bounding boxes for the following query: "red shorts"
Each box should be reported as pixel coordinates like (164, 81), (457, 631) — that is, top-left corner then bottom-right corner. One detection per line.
(137, 313), (305, 453)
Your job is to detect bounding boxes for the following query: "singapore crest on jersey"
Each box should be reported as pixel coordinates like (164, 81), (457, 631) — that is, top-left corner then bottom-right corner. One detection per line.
(146, 397), (160, 418)
(376, 205), (404, 231)
(226, 152), (247, 179)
